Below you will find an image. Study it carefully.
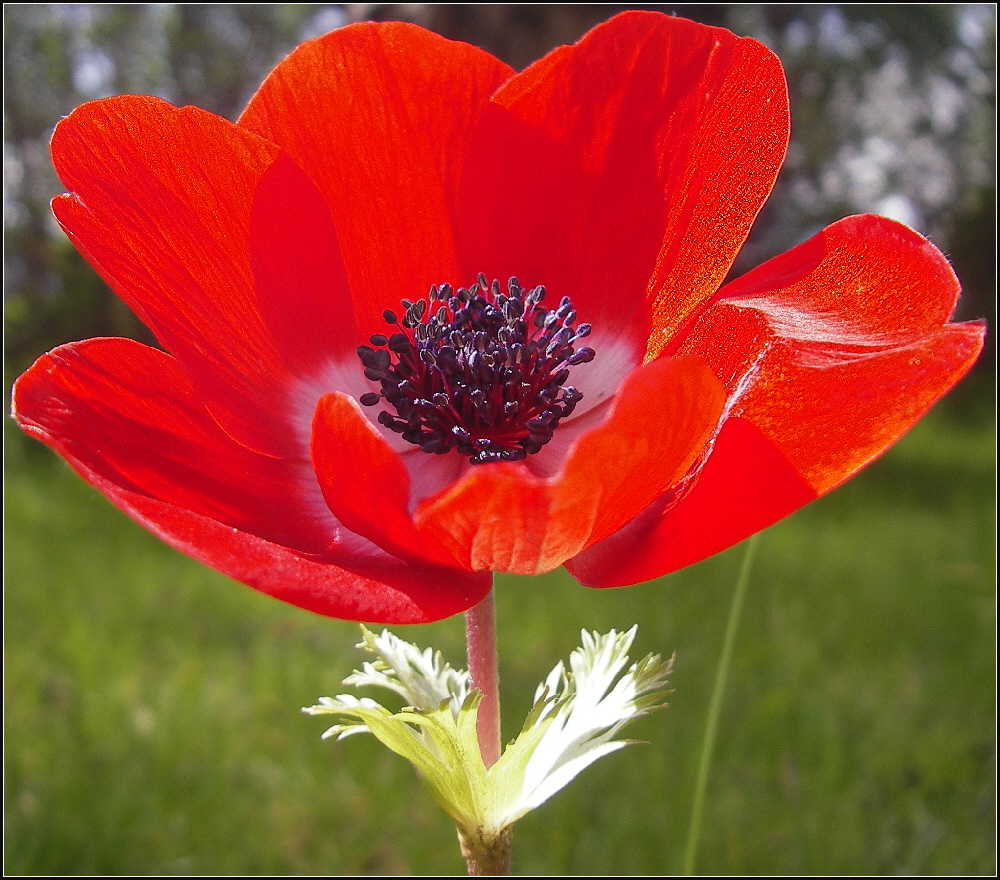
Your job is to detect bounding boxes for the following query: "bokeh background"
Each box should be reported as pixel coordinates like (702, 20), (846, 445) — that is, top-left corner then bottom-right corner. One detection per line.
(4, 4), (995, 875)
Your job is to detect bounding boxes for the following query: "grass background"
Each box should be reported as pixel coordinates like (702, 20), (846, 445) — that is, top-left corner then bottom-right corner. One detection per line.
(4, 378), (995, 875)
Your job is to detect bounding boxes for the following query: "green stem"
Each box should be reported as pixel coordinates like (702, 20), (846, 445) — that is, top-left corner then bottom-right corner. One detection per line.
(682, 534), (760, 875)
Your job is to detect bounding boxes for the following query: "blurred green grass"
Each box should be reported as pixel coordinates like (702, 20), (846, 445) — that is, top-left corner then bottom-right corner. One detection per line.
(4, 382), (995, 875)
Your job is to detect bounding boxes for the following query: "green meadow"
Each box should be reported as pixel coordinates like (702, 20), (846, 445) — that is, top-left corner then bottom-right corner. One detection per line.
(4, 380), (995, 875)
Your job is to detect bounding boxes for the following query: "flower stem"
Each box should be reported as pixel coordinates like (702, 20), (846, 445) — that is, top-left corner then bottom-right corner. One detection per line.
(465, 583), (502, 769)
(458, 826), (513, 877)
(683, 533), (760, 875)
(462, 583), (510, 875)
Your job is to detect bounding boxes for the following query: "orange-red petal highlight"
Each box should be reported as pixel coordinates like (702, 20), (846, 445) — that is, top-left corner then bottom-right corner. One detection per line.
(414, 356), (727, 573)
(679, 215), (986, 492)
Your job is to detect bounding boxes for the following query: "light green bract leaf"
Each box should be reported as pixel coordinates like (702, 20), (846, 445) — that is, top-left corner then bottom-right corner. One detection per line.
(303, 625), (673, 840)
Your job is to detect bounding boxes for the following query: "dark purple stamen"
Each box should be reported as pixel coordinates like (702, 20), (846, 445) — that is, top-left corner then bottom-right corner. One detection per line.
(356, 276), (595, 465)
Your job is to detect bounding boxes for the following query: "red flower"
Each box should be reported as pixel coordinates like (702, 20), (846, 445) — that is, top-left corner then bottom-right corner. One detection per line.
(12, 12), (984, 624)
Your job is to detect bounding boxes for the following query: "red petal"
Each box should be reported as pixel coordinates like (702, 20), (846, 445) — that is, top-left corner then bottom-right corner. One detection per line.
(569, 215), (984, 586)
(457, 10), (789, 362)
(15, 338), (340, 554)
(566, 417), (816, 585)
(238, 21), (514, 338)
(250, 151), (358, 375)
(412, 356), (726, 574)
(50, 96), (352, 459)
(310, 393), (457, 568)
(12, 339), (489, 623)
(678, 215), (986, 492)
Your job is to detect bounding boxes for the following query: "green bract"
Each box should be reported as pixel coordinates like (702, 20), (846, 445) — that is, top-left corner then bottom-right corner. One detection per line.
(304, 625), (673, 843)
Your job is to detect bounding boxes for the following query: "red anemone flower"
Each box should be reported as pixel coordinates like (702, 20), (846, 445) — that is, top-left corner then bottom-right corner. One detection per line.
(12, 12), (984, 624)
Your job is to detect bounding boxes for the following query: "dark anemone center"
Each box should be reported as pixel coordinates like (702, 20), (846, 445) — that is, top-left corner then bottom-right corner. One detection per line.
(356, 274), (595, 465)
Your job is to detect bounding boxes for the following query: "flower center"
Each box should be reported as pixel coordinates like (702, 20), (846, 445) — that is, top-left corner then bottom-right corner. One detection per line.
(357, 274), (595, 465)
